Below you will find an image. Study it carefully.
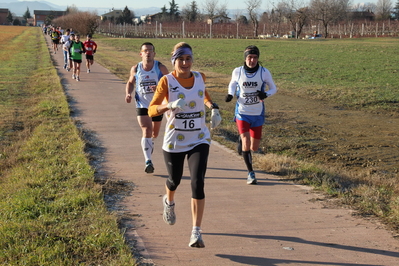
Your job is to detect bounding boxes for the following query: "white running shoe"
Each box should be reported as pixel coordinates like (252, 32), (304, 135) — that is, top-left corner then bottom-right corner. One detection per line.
(76, 76), (80, 81)
(87, 69), (90, 73)
(189, 230), (205, 248)
(162, 195), (176, 225)
(247, 171), (257, 185)
(72, 74), (75, 79)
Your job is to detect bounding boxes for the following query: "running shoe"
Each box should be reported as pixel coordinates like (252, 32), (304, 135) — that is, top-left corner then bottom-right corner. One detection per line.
(72, 74), (75, 79)
(247, 171), (257, 185)
(237, 138), (242, 155)
(144, 160), (154, 173)
(162, 195), (176, 225)
(76, 76), (80, 82)
(189, 230), (205, 248)
(87, 69), (90, 73)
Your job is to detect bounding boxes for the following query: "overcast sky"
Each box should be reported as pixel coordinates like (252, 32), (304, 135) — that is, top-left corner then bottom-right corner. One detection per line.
(18, 0), (370, 12)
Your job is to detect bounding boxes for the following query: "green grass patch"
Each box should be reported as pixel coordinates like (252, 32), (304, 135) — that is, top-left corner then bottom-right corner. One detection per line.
(0, 26), (134, 265)
(95, 36), (399, 112)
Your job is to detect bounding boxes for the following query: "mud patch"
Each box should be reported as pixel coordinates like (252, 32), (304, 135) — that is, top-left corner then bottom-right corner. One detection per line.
(266, 93), (399, 176)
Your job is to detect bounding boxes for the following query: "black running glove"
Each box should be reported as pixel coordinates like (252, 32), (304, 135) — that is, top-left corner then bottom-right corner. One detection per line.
(225, 94), (233, 102)
(257, 90), (267, 100)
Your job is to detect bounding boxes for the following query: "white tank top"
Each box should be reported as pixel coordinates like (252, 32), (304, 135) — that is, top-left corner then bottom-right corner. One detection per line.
(135, 61), (162, 108)
(236, 66), (264, 116)
(163, 72), (211, 153)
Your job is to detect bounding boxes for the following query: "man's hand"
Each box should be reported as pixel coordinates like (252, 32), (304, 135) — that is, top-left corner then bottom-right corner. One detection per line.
(257, 90), (267, 100)
(125, 94), (132, 103)
(225, 94), (233, 102)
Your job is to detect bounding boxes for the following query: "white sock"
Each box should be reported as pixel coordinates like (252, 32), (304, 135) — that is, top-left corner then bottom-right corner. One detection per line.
(165, 197), (174, 206)
(141, 138), (153, 161)
(192, 226), (201, 232)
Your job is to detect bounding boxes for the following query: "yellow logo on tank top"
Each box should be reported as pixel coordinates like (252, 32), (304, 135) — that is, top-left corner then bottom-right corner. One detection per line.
(177, 134), (185, 141)
(188, 101), (196, 109)
(178, 93), (185, 99)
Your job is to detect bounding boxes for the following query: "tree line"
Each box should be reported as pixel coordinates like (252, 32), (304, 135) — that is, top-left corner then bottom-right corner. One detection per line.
(101, 0), (399, 38)
(48, 0), (399, 39)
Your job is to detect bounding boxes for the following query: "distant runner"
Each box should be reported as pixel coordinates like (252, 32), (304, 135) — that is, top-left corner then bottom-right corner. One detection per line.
(70, 34), (85, 82)
(83, 34), (97, 73)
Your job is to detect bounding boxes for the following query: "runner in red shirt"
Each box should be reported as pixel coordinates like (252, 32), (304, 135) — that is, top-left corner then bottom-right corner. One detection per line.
(83, 34), (98, 73)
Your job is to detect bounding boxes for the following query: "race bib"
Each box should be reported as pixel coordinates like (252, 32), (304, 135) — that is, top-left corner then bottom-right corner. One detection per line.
(242, 92), (259, 105)
(140, 81), (156, 94)
(174, 112), (201, 131)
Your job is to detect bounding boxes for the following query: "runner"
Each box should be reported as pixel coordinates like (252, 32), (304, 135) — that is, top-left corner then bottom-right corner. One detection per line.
(60, 29), (70, 70)
(70, 34), (85, 82)
(63, 33), (75, 72)
(148, 42), (221, 248)
(225, 45), (277, 185)
(50, 27), (60, 54)
(83, 34), (97, 73)
(125, 42), (169, 173)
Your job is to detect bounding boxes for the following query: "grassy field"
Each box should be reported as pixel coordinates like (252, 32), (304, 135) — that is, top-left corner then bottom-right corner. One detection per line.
(0, 26), (135, 265)
(95, 36), (399, 112)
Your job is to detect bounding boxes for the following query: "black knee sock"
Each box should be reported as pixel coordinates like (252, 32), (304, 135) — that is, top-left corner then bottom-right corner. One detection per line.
(242, 151), (253, 172)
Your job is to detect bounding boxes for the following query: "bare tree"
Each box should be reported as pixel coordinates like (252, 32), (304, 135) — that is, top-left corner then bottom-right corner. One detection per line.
(279, 0), (310, 38)
(375, 0), (393, 20)
(310, 0), (350, 38)
(53, 11), (99, 35)
(246, 0), (262, 37)
(181, 1), (201, 22)
(66, 4), (79, 14)
(394, 0), (399, 19)
(217, 1), (229, 17)
(203, 0), (218, 19)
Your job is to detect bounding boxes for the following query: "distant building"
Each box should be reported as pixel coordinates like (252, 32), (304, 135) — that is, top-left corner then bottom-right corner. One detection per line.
(33, 10), (66, 26)
(100, 9), (123, 21)
(350, 11), (375, 21)
(146, 13), (162, 24)
(207, 15), (231, 24)
(27, 17), (34, 26)
(0, 8), (9, 25)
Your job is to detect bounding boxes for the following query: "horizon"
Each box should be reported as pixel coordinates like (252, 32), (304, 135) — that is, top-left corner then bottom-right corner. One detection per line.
(7, 0), (380, 17)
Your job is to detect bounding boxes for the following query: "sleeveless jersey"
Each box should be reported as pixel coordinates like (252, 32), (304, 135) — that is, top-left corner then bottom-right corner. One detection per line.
(235, 66), (265, 117)
(162, 72), (211, 153)
(134, 61), (163, 108)
(70, 41), (84, 60)
(51, 31), (59, 41)
(83, 40), (96, 56)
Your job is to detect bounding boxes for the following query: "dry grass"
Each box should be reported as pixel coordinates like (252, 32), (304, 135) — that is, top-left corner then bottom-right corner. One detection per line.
(0, 26), (135, 265)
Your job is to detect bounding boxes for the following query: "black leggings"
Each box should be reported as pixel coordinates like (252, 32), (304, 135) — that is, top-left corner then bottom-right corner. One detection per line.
(163, 144), (209, 199)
